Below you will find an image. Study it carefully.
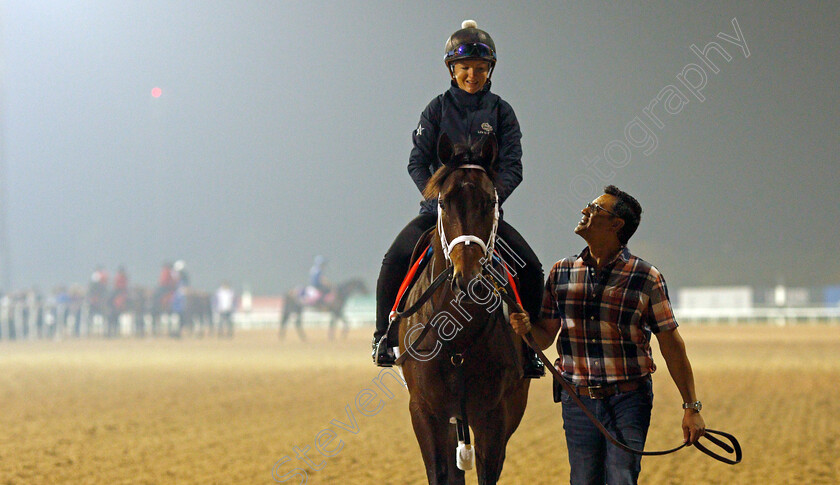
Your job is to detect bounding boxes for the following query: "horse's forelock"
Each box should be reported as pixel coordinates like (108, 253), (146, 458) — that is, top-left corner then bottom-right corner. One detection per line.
(423, 147), (497, 201)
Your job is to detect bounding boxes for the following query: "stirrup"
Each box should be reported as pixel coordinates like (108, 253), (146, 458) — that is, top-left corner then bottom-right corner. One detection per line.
(372, 336), (396, 367)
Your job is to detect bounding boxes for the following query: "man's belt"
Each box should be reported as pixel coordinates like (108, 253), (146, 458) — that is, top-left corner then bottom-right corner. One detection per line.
(572, 376), (651, 400)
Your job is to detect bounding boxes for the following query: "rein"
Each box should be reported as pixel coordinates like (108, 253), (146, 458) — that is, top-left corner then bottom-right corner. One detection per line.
(392, 265), (453, 366)
(488, 278), (742, 465)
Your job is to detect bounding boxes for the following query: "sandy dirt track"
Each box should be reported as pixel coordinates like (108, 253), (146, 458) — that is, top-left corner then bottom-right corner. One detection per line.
(1, 325), (839, 484)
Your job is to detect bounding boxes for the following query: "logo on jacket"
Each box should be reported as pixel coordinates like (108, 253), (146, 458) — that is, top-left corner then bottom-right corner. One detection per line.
(416, 124), (424, 136)
(479, 122), (493, 135)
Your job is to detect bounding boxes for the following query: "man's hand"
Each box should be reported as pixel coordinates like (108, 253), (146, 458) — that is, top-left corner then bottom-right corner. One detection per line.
(509, 312), (531, 336)
(683, 410), (706, 445)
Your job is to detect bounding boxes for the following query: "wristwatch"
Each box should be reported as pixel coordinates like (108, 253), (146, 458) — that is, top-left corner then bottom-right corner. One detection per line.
(682, 400), (702, 412)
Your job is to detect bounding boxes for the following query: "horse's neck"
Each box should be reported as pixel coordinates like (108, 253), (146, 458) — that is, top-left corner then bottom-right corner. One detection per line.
(425, 250), (499, 338)
(336, 281), (355, 299)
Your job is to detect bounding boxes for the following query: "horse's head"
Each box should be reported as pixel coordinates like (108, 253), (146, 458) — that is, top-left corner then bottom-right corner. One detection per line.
(424, 133), (499, 292)
(339, 278), (369, 297)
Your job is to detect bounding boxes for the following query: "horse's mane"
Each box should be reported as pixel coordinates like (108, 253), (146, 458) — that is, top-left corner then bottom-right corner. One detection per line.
(423, 165), (459, 200)
(422, 140), (497, 201)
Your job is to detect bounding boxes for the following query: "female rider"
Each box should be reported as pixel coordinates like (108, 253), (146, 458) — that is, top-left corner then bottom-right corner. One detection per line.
(373, 20), (544, 378)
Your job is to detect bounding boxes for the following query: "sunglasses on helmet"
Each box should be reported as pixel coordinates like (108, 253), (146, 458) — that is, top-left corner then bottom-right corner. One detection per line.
(445, 43), (496, 62)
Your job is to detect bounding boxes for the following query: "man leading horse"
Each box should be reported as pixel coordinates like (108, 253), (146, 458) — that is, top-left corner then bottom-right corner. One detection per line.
(509, 186), (707, 484)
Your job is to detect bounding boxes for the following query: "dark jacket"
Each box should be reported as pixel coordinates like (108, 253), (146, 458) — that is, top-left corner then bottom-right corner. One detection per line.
(408, 80), (523, 214)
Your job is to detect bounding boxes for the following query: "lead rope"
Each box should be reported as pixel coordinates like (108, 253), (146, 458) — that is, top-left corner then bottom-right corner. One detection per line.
(487, 272), (742, 465)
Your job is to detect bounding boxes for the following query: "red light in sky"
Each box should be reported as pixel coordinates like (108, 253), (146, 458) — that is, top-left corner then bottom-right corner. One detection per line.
(151, 87), (162, 98)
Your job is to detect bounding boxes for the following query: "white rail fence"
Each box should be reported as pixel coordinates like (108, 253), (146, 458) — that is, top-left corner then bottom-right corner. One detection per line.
(674, 306), (840, 325)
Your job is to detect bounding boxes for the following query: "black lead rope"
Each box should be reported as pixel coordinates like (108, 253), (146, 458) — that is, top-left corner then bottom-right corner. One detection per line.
(391, 261), (742, 465)
(494, 279), (742, 465)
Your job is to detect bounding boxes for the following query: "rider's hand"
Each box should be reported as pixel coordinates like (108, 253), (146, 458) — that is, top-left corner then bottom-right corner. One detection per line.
(509, 312), (531, 336)
(683, 410), (706, 445)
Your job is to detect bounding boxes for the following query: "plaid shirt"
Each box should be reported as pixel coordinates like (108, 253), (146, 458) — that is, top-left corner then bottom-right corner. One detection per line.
(541, 246), (678, 386)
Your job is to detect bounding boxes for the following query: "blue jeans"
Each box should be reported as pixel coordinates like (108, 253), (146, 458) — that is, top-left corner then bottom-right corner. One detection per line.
(560, 379), (653, 485)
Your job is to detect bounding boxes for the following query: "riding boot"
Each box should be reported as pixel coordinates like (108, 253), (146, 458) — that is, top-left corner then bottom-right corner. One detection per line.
(373, 257), (403, 368)
(372, 336), (396, 367)
(374, 214), (436, 367)
(374, 263), (400, 367)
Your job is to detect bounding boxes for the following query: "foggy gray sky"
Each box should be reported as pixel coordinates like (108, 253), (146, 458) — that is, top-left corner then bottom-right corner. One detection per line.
(2, 1), (839, 294)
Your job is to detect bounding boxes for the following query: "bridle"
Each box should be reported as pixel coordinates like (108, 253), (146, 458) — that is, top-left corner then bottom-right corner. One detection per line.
(436, 164), (499, 264)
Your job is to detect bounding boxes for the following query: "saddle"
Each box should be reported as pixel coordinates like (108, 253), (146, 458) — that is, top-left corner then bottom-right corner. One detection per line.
(410, 227), (436, 269)
(298, 287), (334, 306)
(384, 227), (436, 344)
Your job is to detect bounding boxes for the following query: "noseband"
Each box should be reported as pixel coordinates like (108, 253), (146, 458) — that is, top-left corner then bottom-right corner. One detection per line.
(436, 165), (499, 264)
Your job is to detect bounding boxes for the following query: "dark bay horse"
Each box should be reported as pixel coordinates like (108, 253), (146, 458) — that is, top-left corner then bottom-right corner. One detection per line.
(279, 278), (368, 341)
(397, 134), (530, 484)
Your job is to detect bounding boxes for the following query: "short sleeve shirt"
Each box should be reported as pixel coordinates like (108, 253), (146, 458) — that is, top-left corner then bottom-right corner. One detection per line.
(542, 247), (678, 386)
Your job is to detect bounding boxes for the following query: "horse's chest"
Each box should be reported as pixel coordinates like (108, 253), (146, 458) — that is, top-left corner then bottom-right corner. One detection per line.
(408, 355), (511, 408)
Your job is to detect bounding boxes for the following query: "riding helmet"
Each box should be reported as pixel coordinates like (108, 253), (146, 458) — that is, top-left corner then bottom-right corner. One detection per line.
(444, 20), (497, 74)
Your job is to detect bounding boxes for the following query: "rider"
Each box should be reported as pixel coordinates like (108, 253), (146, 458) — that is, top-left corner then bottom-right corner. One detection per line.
(110, 265), (129, 313)
(173, 260), (190, 288)
(154, 261), (177, 310)
(89, 265), (109, 307)
(372, 20), (545, 378)
(302, 255), (330, 305)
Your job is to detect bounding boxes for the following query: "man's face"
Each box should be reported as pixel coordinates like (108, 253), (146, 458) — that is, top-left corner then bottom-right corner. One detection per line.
(574, 193), (622, 242)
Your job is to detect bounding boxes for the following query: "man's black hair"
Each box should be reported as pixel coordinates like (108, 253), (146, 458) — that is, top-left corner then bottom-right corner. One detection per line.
(604, 185), (642, 245)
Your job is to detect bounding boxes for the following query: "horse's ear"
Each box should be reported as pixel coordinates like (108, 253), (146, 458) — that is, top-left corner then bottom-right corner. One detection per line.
(479, 134), (498, 169)
(438, 132), (454, 166)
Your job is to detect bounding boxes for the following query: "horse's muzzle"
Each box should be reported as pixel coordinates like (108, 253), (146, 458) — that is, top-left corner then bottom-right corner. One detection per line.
(451, 267), (481, 295)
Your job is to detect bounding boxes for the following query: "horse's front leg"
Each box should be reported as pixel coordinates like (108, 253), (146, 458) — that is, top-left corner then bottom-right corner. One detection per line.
(295, 312), (306, 342)
(278, 311), (287, 340)
(327, 314), (336, 341)
(408, 400), (465, 485)
(340, 315), (350, 341)
(471, 406), (510, 485)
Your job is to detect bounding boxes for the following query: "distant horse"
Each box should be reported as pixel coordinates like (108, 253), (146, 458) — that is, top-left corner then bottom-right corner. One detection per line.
(397, 134), (530, 484)
(126, 286), (152, 337)
(151, 284), (177, 337)
(86, 283), (110, 337)
(173, 288), (213, 338)
(279, 278), (368, 341)
(106, 286), (130, 338)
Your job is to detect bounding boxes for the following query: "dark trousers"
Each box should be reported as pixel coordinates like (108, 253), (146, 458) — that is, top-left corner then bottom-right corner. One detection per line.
(374, 213), (544, 343)
(560, 380), (653, 485)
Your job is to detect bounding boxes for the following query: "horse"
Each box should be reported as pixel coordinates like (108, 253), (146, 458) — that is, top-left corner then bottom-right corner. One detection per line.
(105, 286), (130, 338)
(396, 133), (530, 485)
(279, 278), (368, 341)
(85, 283), (110, 337)
(126, 286), (153, 337)
(150, 284), (177, 337)
(170, 287), (213, 338)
